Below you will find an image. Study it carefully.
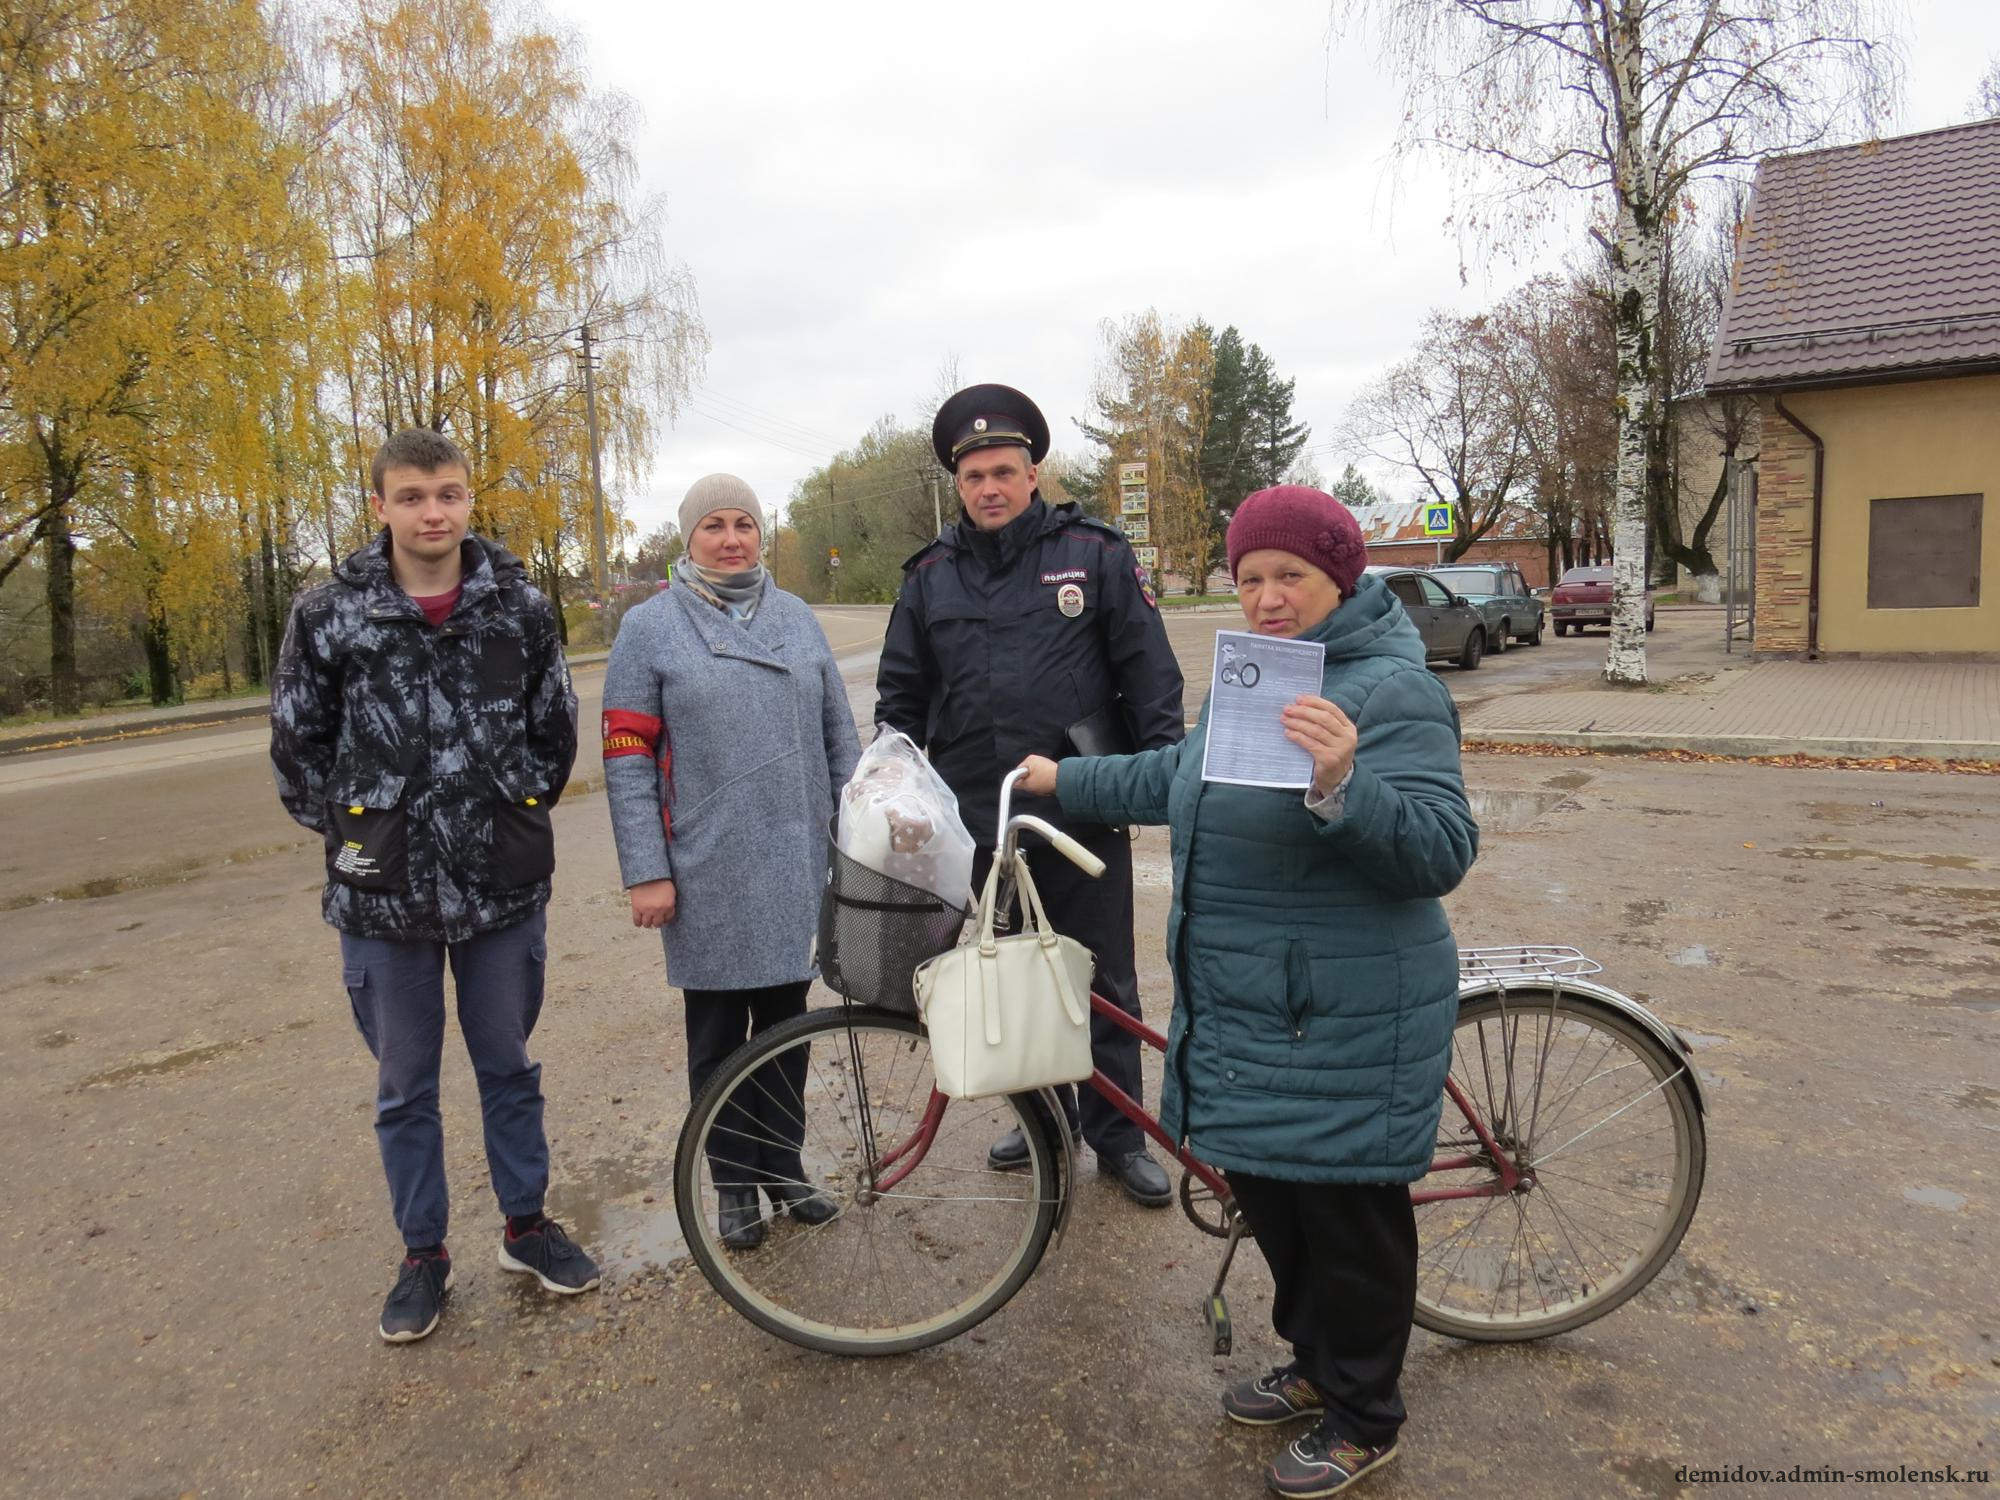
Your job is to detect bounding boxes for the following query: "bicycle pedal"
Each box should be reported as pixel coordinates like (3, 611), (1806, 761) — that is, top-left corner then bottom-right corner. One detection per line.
(1203, 1291), (1232, 1357)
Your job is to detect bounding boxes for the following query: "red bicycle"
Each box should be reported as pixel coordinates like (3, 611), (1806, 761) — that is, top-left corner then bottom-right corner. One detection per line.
(674, 773), (1707, 1356)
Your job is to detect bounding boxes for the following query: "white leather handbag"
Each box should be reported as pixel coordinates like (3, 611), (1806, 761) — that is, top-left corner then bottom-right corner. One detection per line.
(914, 851), (1095, 1100)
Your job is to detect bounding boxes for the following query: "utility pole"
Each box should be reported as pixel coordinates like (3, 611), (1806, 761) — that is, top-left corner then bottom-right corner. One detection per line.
(578, 322), (610, 620)
(828, 474), (838, 604)
(929, 472), (943, 537)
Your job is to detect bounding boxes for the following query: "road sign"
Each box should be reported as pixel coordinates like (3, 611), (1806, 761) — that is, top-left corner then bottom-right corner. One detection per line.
(1422, 505), (1455, 538)
(829, 547), (839, 558)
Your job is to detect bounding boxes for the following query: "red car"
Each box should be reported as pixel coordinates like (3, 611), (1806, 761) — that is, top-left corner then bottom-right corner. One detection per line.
(1551, 565), (1655, 635)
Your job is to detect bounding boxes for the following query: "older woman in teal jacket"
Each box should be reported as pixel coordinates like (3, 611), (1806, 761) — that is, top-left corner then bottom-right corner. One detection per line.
(1018, 486), (1476, 1499)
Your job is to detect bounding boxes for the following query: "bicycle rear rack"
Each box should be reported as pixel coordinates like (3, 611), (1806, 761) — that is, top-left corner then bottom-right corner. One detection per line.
(1457, 945), (1602, 984)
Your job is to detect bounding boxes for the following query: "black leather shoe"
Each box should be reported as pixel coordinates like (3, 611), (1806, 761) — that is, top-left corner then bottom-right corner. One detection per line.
(717, 1187), (766, 1250)
(986, 1128), (1030, 1171)
(1100, 1148), (1172, 1207)
(766, 1180), (840, 1226)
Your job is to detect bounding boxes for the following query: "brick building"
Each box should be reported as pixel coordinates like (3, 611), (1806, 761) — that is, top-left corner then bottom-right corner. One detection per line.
(1706, 119), (2000, 658)
(1352, 500), (1557, 588)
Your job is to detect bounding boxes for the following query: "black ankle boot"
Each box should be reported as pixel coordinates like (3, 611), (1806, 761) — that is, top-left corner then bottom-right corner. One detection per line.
(717, 1187), (765, 1250)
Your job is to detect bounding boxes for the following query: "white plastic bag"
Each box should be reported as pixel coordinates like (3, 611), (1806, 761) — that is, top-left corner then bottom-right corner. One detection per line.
(837, 730), (975, 907)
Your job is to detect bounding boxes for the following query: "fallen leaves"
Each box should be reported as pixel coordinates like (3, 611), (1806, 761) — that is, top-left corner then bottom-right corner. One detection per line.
(1462, 741), (2000, 776)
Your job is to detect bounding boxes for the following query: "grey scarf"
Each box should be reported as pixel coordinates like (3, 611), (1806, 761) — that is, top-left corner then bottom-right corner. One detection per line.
(679, 560), (766, 621)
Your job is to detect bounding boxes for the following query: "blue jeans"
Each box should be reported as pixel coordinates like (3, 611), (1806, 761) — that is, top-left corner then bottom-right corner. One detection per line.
(339, 910), (549, 1246)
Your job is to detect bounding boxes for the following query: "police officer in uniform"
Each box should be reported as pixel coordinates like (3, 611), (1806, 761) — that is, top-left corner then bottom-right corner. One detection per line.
(875, 383), (1182, 1206)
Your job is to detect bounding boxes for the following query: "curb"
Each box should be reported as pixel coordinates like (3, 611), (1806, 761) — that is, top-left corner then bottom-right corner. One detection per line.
(0, 650), (616, 756)
(1464, 728), (2000, 765)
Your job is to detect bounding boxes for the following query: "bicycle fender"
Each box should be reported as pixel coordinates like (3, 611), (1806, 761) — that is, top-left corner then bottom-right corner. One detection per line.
(1455, 976), (1710, 1117)
(1033, 1086), (1082, 1252)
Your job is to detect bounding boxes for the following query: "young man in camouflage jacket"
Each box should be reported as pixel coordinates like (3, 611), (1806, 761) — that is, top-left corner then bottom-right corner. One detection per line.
(271, 428), (598, 1342)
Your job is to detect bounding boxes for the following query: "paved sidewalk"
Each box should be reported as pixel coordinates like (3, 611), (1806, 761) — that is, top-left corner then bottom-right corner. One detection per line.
(1462, 658), (2000, 762)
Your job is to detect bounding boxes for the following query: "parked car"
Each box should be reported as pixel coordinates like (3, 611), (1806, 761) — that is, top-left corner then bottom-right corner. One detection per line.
(1429, 562), (1545, 650)
(1366, 566), (1488, 669)
(1551, 565), (1656, 634)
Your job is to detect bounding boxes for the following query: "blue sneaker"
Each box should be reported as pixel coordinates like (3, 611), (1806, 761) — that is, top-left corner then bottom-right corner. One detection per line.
(1266, 1424), (1398, 1497)
(379, 1250), (452, 1343)
(497, 1217), (600, 1294)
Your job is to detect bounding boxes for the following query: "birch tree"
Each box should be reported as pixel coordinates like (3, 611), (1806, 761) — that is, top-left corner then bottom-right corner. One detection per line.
(1338, 0), (1898, 682)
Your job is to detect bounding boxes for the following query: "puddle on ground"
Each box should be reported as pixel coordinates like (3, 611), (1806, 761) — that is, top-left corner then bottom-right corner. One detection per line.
(1624, 899), (1668, 928)
(1772, 847), (1983, 871)
(79, 1039), (249, 1086)
(1678, 1031), (1729, 1049)
(545, 1155), (686, 1274)
(1542, 771), (1593, 791)
(74, 1019), (315, 1087)
(35, 1029), (78, 1049)
(1804, 801), (1947, 824)
(1670, 945), (1714, 968)
(1951, 1084), (2000, 1114)
(1467, 788), (1569, 833)
(0, 841), (313, 911)
(1602, 1454), (1690, 1500)
(1903, 1185), (1968, 1212)
(1942, 988), (2000, 1013)
(1649, 1257), (1757, 1317)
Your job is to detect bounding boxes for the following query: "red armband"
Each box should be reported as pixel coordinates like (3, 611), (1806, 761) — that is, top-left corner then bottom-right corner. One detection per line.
(602, 708), (661, 760)
(602, 709), (675, 840)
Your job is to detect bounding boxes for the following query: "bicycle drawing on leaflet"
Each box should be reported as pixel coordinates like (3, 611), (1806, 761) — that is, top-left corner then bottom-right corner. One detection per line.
(672, 768), (1708, 1357)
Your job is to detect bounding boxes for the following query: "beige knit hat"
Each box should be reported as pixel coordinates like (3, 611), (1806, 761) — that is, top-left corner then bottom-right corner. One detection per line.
(678, 473), (765, 541)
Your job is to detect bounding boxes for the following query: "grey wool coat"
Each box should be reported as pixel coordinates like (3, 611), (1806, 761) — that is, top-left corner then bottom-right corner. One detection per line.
(602, 577), (860, 991)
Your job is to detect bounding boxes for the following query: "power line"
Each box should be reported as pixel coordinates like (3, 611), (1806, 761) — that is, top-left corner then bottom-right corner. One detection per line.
(685, 403), (828, 460)
(693, 388), (849, 449)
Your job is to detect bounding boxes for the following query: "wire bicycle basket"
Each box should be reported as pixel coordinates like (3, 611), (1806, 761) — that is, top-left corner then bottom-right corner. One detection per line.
(815, 831), (971, 1015)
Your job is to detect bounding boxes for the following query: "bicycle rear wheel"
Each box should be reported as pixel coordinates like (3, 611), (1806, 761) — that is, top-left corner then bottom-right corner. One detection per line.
(1413, 990), (1706, 1341)
(673, 1005), (1063, 1356)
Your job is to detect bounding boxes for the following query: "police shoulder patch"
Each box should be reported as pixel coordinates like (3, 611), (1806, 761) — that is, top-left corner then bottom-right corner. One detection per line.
(1135, 565), (1157, 609)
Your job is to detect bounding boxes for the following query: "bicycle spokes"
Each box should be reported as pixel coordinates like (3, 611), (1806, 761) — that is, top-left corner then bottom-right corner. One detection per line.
(1413, 993), (1704, 1341)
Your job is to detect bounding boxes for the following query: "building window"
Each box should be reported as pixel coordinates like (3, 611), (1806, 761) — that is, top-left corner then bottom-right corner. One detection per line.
(1866, 494), (1981, 610)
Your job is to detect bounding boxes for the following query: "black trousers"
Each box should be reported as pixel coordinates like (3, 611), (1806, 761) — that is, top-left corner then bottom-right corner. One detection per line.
(683, 980), (812, 1190)
(1225, 1173), (1419, 1448)
(971, 825), (1145, 1157)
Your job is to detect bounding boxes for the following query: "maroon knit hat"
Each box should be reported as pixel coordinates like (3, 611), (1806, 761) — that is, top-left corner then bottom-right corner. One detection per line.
(1226, 486), (1369, 597)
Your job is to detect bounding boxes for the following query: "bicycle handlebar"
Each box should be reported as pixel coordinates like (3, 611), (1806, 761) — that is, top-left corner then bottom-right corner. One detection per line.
(993, 766), (1104, 879)
(1010, 815), (1106, 878)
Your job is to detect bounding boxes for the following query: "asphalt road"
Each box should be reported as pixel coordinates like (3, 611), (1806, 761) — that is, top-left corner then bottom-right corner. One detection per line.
(3, 609), (1995, 1498)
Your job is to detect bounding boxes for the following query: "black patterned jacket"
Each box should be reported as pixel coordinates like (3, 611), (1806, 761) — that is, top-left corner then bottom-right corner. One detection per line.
(270, 531), (578, 942)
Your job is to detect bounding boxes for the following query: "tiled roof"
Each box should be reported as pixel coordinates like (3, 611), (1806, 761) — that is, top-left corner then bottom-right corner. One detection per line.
(1706, 118), (2000, 391)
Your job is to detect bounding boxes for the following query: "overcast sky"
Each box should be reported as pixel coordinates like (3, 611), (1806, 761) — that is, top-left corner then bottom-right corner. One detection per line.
(555, 0), (1998, 539)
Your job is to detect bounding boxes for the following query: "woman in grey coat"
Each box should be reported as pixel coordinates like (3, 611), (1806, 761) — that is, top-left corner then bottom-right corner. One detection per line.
(602, 474), (860, 1250)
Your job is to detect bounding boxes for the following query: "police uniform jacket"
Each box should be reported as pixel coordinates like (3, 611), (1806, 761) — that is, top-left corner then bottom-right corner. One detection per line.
(875, 495), (1183, 841)
(270, 531), (579, 943)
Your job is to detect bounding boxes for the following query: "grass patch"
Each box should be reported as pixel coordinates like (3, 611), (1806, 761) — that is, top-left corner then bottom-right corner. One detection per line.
(1159, 593), (1239, 609)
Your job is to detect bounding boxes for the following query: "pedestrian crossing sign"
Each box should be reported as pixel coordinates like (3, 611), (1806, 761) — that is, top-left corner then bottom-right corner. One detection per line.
(1423, 505), (1455, 538)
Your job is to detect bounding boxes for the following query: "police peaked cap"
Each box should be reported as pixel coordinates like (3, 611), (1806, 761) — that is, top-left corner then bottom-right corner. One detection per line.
(931, 383), (1051, 471)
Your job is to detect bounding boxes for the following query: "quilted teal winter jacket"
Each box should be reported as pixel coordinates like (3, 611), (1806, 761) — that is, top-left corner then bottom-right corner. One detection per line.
(1056, 575), (1478, 1182)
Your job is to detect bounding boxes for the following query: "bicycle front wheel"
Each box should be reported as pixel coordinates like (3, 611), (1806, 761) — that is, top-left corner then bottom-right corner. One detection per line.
(673, 1006), (1063, 1356)
(1413, 990), (1706, 1341)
